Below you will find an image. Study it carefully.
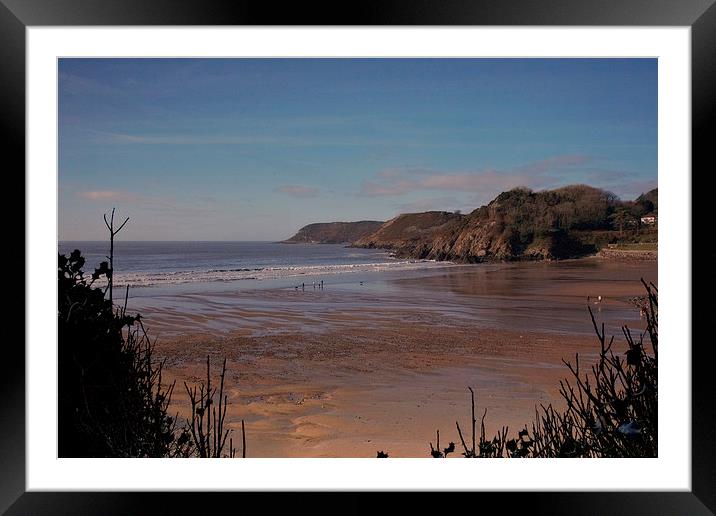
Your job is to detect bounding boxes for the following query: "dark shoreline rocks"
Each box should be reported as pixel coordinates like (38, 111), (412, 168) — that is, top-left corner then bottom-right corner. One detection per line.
(598, 249), (658, 261)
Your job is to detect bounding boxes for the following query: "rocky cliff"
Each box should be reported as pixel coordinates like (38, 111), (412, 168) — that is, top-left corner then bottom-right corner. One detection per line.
(287, 185), (656, 262)
(354, 185), (623, 262)
(353, 211), (463, 250)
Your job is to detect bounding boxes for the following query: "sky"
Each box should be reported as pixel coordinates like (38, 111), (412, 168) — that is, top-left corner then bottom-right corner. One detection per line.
(58, 58), (657, 241)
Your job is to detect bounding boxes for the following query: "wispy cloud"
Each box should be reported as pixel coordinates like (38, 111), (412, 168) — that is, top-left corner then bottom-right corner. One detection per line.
(59, 72), (121, 97)
(82, 129), (481, 149)
(360, 155), (596, 198)
(76, 189), (218, 218)
(274, 185), (321, 198)
(78, 190), (139, 202)
(87, 130), (284, 146)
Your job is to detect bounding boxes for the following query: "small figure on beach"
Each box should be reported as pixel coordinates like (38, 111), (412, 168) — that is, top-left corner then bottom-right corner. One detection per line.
(302, 282), (305, 291)
(320, 280), (324, 289)
(313, 281), (316, 289)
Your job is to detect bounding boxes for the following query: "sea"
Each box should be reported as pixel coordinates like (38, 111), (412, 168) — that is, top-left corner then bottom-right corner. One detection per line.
(58, 241), (655, 337)
(57, 241), (447, 291)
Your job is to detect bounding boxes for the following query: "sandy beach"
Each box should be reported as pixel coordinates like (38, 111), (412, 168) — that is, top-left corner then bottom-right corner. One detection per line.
(136, 257), (656, 457)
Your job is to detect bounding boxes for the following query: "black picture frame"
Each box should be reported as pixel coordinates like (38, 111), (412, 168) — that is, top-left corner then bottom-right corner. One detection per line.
(4, 1), (714, 514)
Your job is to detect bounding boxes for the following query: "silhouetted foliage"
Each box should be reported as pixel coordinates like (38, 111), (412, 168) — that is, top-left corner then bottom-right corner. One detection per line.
(429, 429), (455, 458)
(58, 212), (244, 458)
(183, 356), (242, 458)
(523, 280), (658, 458)
(58, 248), (191, 457)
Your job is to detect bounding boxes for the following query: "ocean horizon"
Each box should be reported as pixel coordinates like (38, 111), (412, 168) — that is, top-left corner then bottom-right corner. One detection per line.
(58, 240), (447, 289)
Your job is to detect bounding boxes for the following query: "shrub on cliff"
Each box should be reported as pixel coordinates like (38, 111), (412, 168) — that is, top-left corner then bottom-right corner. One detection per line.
(486, 184), (620, 237)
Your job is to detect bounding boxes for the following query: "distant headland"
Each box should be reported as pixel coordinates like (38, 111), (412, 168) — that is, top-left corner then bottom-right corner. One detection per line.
(281, 221), (384, 244)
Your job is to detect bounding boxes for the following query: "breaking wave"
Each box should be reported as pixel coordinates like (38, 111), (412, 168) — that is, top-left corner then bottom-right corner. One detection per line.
(108, 260), (452, 288)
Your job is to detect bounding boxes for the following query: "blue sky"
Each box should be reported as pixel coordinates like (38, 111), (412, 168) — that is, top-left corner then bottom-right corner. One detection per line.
(59, 58), (657, 241)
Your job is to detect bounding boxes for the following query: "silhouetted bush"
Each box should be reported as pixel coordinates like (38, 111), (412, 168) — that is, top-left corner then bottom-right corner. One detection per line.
(58, 211), (243, 458)
(422, 280), (658, 459)
(525, 280), (657, 458)
(184, 356), (241, 458)
(58, 249), (191, 457)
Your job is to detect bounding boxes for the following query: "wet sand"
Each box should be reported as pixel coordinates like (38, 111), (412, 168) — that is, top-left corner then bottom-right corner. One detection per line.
(138, 257), (656, 457)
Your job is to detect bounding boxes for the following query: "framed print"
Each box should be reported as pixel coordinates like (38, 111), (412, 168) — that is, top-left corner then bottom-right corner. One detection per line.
(4, 0), (715, 513)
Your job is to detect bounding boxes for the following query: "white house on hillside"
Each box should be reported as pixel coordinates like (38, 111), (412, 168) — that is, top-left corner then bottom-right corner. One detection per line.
(640, 213), (657, 225)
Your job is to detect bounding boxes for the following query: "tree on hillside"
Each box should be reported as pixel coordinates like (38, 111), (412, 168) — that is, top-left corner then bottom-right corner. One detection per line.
(609, 207), (630, 237)
(629, 202), (647, 236)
